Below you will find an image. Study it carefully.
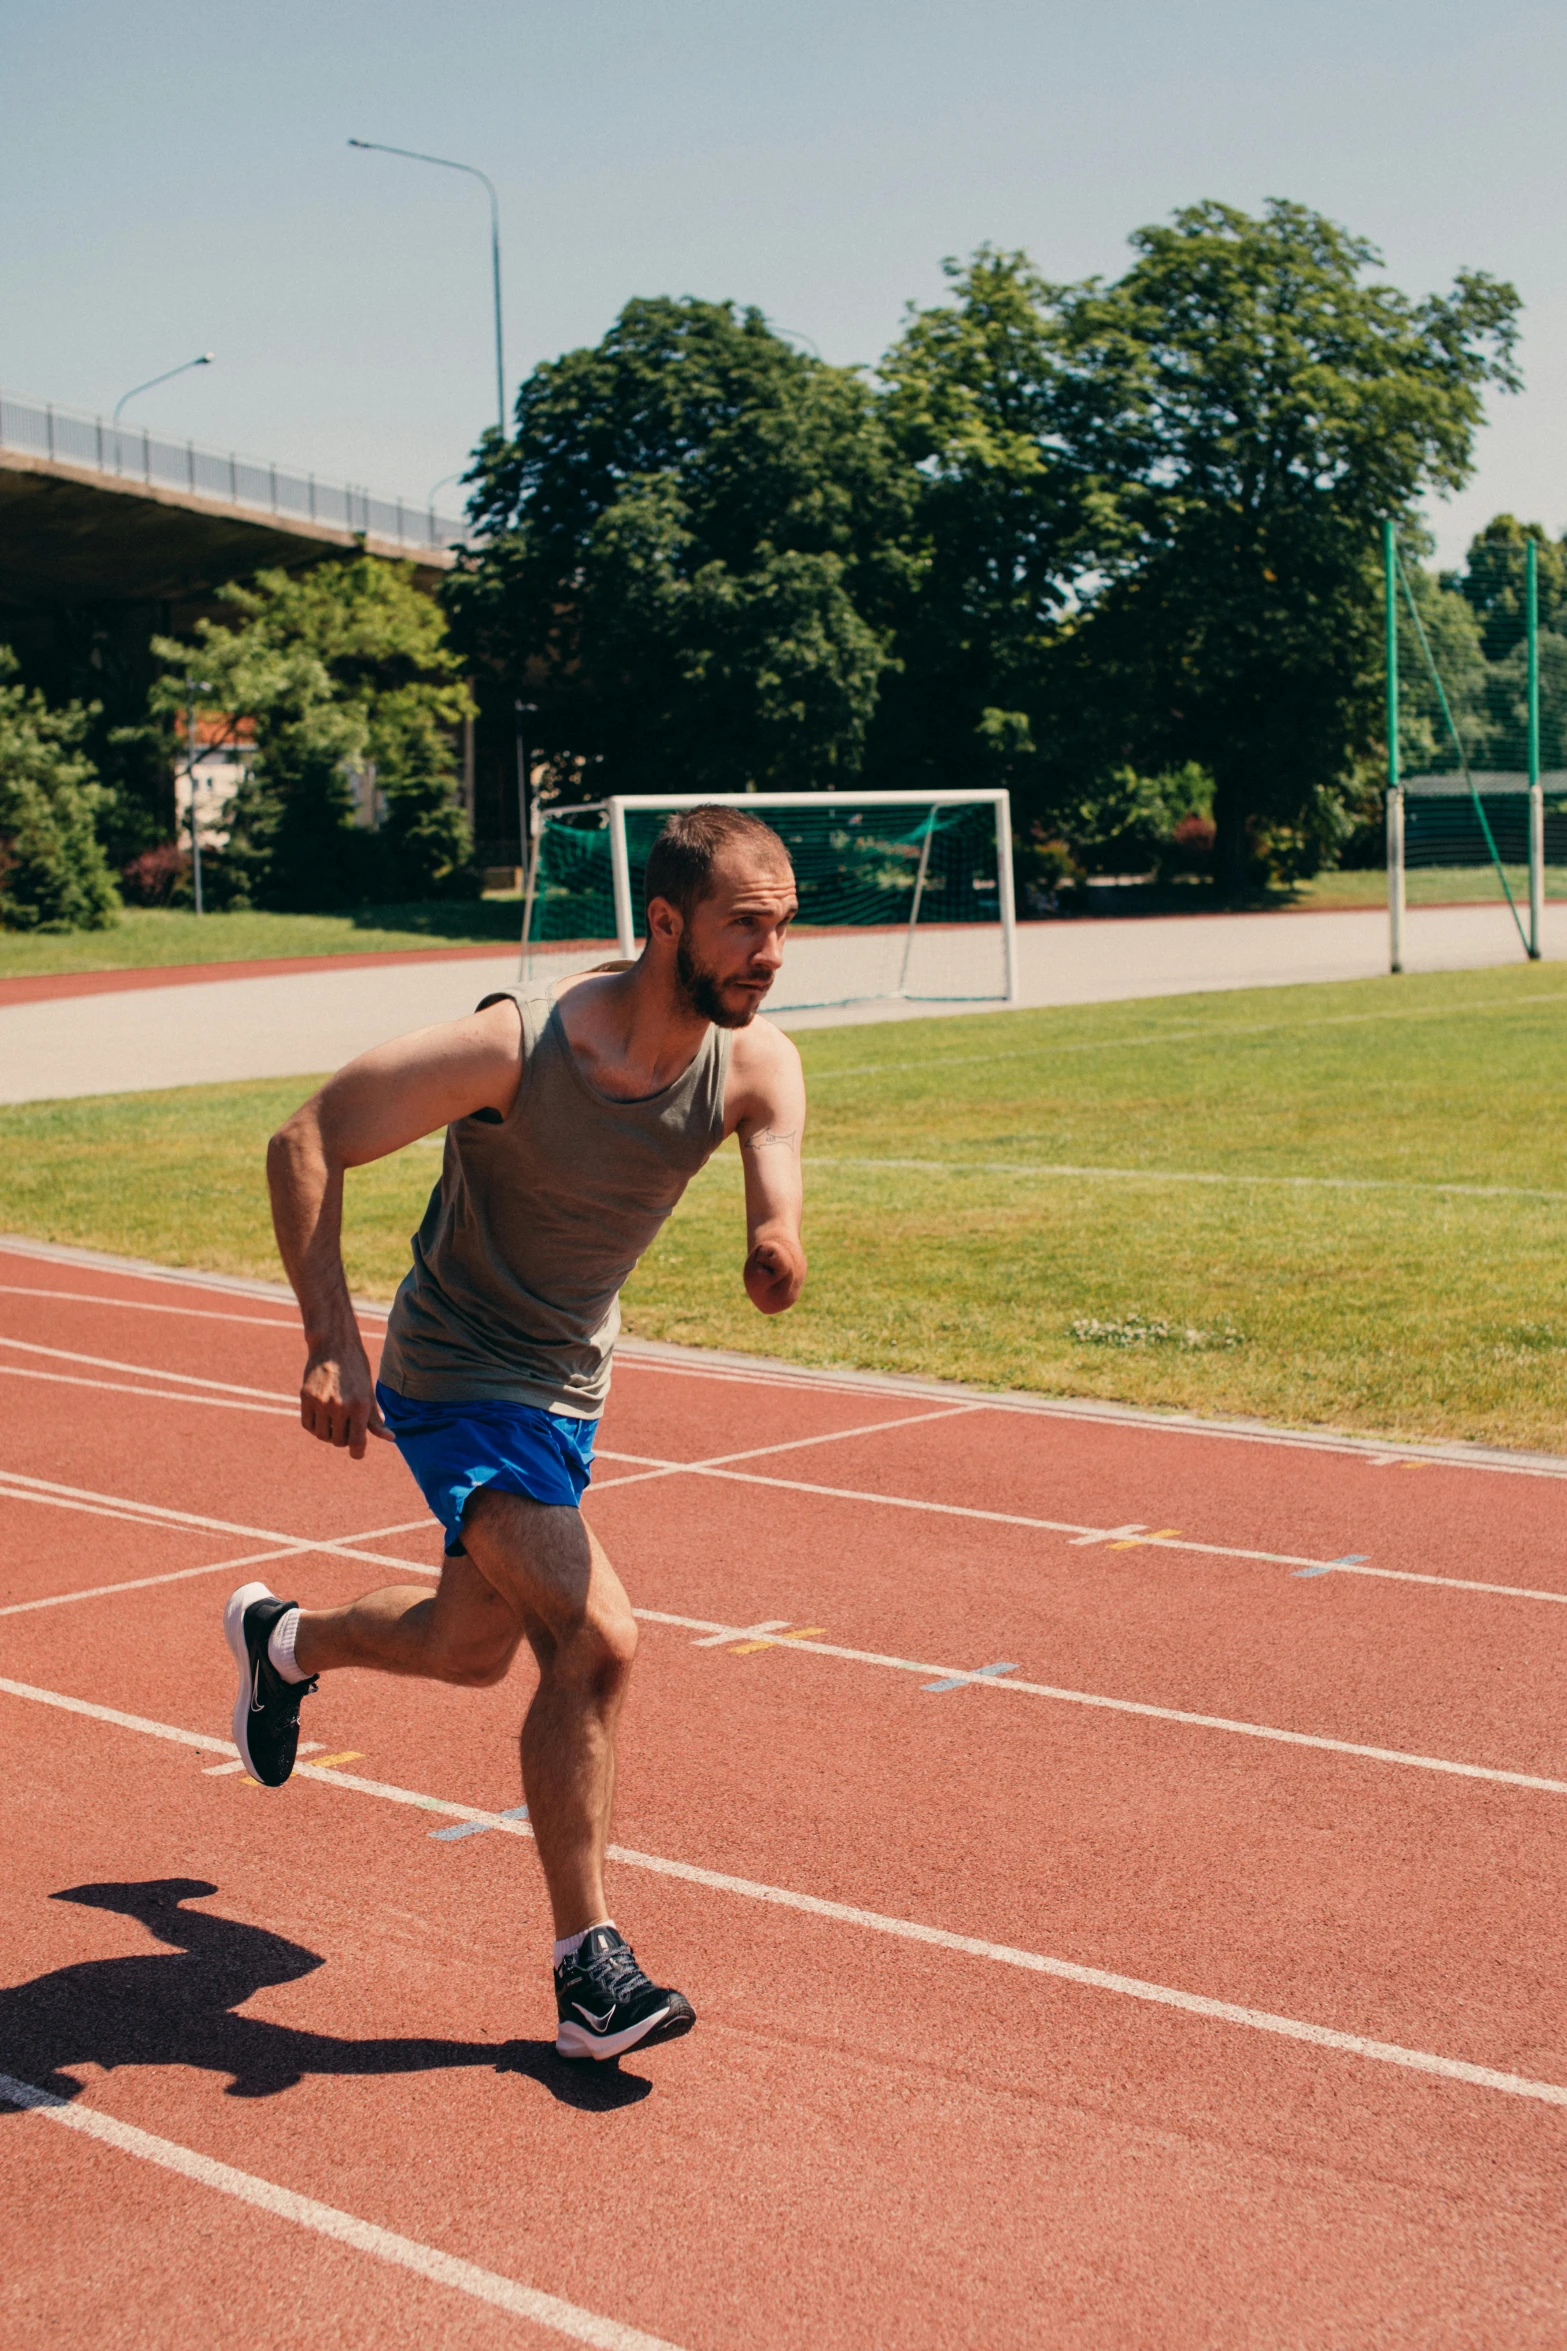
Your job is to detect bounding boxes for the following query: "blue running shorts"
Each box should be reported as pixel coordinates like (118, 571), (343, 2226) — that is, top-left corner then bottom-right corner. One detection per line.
(375, 1381), (598, 1556)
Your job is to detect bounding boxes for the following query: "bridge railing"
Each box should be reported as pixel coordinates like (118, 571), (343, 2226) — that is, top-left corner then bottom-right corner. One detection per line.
(0, 389), (471, 556)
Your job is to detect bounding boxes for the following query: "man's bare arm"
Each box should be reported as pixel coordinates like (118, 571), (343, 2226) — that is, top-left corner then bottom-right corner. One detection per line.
(267, 1000), (523, 1456)
(734, 1029), (807, 1315)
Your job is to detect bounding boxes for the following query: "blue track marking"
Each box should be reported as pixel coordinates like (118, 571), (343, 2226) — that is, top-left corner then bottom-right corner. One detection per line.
(430, 1803), (530, 1842)
(1295, 1554), (1369, 1581)
(922, 1661), (1019, 1694)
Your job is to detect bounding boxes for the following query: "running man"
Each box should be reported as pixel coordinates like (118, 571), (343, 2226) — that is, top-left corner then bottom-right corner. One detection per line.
(225, 805), (805, 2061)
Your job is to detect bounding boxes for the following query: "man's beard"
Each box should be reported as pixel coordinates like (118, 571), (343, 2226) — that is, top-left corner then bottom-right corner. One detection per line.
(676, 934), (765, 1028)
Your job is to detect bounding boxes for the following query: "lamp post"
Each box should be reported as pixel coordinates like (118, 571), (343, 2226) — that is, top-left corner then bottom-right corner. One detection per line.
(348, 140), (505, 431)
(183, 675), (214, 917)
(112, 353), (214, 425)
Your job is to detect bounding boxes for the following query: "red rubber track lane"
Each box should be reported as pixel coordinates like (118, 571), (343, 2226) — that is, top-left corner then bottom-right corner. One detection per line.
(0, 941), (510, 1011)
(3, 1242), (1567, 2347)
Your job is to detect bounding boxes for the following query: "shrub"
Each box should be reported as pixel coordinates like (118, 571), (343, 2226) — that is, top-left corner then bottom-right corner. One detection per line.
(0, 651), (120, 932)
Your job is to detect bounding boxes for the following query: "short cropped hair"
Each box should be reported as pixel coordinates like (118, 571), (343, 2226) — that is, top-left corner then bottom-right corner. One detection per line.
(642, 804), (792, 921)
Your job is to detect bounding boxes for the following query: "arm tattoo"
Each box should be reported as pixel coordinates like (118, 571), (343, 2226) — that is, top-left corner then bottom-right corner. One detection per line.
(743, 1126), (799, 1151)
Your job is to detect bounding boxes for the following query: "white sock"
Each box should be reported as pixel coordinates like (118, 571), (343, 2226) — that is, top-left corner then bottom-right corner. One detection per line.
(266, 1606), (309, 1685)
(554, 1919), (614, 1969)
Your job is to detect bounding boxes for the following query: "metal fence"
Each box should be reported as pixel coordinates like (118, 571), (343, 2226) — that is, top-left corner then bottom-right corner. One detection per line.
(0, 389), (470, 556)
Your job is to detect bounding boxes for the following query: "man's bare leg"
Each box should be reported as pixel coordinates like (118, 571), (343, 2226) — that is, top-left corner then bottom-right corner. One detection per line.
(292, 1492), (637, 1938)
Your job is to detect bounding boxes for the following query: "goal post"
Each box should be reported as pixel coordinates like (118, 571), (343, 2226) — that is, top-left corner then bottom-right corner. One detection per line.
(1385, 524), (1548, 970)
(518, 789), (1018, 1012)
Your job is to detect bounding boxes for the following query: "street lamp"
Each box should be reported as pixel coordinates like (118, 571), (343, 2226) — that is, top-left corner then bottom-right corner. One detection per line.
(348, 140), (505, 431)
(112, 353), (214, 425)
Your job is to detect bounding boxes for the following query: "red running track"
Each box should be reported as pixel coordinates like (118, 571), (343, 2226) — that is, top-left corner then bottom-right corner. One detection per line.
(3, 1235), (1567, 2347)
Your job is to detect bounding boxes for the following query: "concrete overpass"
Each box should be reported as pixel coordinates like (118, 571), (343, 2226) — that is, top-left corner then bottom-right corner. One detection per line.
(0, 388), (468, 608)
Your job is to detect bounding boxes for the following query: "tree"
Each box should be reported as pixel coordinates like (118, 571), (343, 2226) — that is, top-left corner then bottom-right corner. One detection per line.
(452, 298), (911, 798)
(0, 651), (120, 931)
(1048, 200), (1520, 887)
(155, 554), (474, 909)
(873, 247), (1096, 799)
(1446, 513), (1567, 664)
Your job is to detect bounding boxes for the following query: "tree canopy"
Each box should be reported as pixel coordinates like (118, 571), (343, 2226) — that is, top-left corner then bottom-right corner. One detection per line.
(0, 650), (119, 931)
(155, 554), (474, 910)
(452, 297), (912, 797)
(450, 205), (1518, 895)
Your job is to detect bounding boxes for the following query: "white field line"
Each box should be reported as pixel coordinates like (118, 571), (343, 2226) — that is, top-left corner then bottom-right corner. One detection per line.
(0, 1281), (300, 1330)
(3, 1671), (1567, 2115)
(804, 989), (1567, 1086)
(8, 1231), (1567, 1482)
(0, 2073), (681, 2351)
(629, 1610), (1567, 1800)
(806, 1155), (1567, 1206)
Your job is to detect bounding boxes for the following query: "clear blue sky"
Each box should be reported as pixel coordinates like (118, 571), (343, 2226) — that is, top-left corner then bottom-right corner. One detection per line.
(4, 0), (1562, 565)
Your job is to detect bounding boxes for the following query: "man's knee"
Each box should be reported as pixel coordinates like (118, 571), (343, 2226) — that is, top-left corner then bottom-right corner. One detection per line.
(558, 1600), (638, 1690)
(433, 1632), (518, 1688)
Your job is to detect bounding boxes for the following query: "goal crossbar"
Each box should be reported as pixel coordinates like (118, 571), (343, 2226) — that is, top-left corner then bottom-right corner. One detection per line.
(521, 789), (1018, 1009)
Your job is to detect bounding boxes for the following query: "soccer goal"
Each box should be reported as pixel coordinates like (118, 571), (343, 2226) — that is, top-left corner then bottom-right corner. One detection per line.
(1384, 520), (1557, 971)
(517, 791), (1018, 1011)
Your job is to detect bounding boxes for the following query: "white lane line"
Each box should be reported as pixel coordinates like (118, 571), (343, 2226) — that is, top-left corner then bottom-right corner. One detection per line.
(628, 1610), (1567, 1799)
(806, 1154), (1567, 1206)
(0, 1332), (976, 1466)
(0, 1517), (435, 1621)
(0, 1282), (300, 1330)
(593, 1456), (1346, 1572)
(0, 1363), (295, 1416)
(7, 1488), (1550, 1801)
(0, 1334), (293, 1401)
(3, 1673), (1565, 2116)
(0, 1487), (204, 1535)
(0, 1546), (312, 1619)
(8, 1233), (1566, 1483)
(592, 1456), (1567, 1606)
(7, 1424), (1566, 1615)
(0, 2074), (682, 2351)
(0, 1473), (433, 1574)
(594, 1402), (985, 1492)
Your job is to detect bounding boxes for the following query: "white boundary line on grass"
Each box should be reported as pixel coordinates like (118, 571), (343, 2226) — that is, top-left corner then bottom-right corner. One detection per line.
(6, 1231), (1566, 1480)
(0, 2072), (682, 2351)
(3, 1670), (1567, 2115)
(808, 1153), (1567, 1205)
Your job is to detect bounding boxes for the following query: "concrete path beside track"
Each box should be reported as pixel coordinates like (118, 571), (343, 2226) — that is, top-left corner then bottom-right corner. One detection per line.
(0, 899), (1559, 1104)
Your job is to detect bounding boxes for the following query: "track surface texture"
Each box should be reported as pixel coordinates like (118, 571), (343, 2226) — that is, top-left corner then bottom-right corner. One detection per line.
(4, 1234), (1567, 2347)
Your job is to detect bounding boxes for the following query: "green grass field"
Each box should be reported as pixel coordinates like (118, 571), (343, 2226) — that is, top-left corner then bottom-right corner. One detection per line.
(0, 900), (524, 980)
(1295, 865), (1567, 909)
(2, 963), (1563, 1449)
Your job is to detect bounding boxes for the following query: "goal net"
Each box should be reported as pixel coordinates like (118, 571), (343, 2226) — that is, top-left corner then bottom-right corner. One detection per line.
(517, 792), (1018, 1011)
(1385, 524), (1558, 967)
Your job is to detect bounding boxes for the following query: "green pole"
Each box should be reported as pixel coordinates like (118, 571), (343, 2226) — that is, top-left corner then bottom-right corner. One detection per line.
(1528, 536), (1543, 958)
(1385, 520), (1404, 973)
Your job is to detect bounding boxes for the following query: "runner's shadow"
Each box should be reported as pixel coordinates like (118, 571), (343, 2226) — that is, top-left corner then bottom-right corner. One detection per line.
(0, 1880), (648, 2114)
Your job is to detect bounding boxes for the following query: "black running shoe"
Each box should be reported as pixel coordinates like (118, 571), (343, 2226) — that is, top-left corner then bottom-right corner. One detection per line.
(224, 1582), (315, 1787)
(554, 1926), (696, 2061)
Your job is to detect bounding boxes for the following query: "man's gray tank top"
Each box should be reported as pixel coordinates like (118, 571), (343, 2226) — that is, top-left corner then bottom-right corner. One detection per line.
(379, 987), (732, 1416)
